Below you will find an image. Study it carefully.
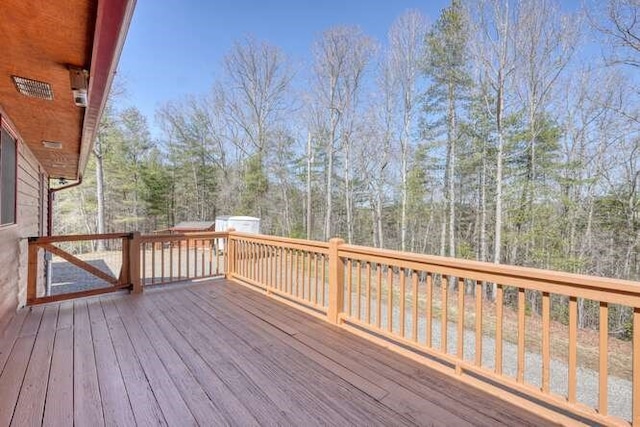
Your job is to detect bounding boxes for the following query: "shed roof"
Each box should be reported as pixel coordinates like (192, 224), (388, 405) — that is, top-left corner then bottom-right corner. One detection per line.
(170, 221), (216, 231)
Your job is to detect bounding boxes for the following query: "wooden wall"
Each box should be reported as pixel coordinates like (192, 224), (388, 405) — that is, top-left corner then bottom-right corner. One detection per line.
(0, 136), (47, 331)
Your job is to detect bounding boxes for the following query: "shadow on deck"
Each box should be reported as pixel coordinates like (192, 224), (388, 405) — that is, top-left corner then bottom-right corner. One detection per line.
(0, 279), (556, 426)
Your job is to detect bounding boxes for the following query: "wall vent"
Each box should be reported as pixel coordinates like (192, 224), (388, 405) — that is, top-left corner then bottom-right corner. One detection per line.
(12, 76), (53, 100)
(42, 140), (63, 149)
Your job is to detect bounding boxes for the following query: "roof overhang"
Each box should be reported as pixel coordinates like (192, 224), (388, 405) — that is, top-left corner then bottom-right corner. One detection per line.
(0, 0), (136, 180)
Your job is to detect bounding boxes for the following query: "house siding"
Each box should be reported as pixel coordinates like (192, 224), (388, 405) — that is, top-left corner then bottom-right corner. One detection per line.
(0, 136), (48, 330)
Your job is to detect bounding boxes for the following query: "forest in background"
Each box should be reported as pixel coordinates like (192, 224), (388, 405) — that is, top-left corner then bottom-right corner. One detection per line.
(55, 0), (640, 286)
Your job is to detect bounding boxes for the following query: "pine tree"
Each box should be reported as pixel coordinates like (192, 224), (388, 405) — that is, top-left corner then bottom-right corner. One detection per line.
(423, 0), (472, 257)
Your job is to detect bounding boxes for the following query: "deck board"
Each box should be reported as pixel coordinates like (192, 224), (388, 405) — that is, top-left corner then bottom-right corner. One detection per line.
(118, 296), (228, 425)
(11, 305), (58, 427)
(87, 300), (137, 426)
(112, 298), (197, 426)
(212, 281), (551, 426)
(42, 321), (73, 427)
(174, 287), (413, 426)
(100, 298), (167, 427)
(0, 279), (559, 426)
(73, 300), (104, 427)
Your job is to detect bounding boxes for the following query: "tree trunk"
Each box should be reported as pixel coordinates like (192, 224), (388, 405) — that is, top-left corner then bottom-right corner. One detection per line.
(324, 142), (334, 240)
(447, 85), (456, 258)
(306, 132), (313, 240)
(94, 141), (105, 251)
(344, 137), (353, 244)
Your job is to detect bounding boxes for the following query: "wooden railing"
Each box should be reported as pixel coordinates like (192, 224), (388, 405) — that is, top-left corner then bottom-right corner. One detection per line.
(138, 232), (227, 287)
(226, 233), (330, 315)
(27, 231), (227, 303)
(26, 230), (640, 424)
(27, 233), (133, 304)
(226, 233), (640, 426)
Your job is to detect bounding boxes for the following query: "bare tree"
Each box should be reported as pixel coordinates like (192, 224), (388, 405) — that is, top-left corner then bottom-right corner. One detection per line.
(223, 36), (294, 216)
(311, 26), (375, 241)
(591, 0), (640, 68)
(471, 0), (519, 269)
(387, 10), (428, 251)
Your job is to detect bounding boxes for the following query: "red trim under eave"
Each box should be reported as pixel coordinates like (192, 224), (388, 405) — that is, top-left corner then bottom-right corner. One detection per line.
(77, 0), (136, 180)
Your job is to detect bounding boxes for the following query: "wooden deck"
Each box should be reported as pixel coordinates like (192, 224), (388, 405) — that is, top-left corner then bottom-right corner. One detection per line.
(0, 279), (557, 426)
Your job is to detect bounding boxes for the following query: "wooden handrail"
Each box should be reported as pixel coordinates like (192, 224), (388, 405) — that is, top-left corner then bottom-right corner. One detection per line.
(339, 243), (640, 307)
(29, 232), (132, 243)
(139, 231), (228, 243)
(229, 231), (330, 252)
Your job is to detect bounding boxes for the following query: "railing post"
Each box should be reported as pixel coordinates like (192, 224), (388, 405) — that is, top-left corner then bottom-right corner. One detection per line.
(327, 237), (345, 324)
(225, 229), (236, 280)
(119, 236), (130, 285)
(27, 238), (38, 304)
(129, 232), (142, 294)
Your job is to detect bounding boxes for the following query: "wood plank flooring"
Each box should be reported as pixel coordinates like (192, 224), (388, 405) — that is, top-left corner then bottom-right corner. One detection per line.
(0, 279), (559, 426)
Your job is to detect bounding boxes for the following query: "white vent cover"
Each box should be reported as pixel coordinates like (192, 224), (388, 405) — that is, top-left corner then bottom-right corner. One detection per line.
(12, 76), (53, 100)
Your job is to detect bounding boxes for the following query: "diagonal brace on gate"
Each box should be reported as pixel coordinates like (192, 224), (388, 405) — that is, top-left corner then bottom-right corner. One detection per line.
(41, 243), (119, 285)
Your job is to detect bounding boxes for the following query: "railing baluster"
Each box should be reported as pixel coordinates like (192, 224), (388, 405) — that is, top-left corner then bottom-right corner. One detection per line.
(313, 253), (319, 304)
(151, 241), (156, 285)
(259, 244), (263, 284)
(141, 241), (147, 286)
(475, 280), (482, 366)
(193, 239), (198, 277)
(496, 284), (503, 375)
(387, 266), (393, 333)
(542, 292), (550, 393)
(356, 261), (362, 321)
(633, 307), (640, 425)
(161, 240), (165, 283)
(271, 245), (275, 290)
(253, 242), (257, 281)
(412, 271), (418, 342)
(264, 244), (268, 285)
(346, 259), (352, 316)
(209, 239), (213, 276)
(298, 250), (302, 298)
(426, 272), (433, 347)
(289, 249), (294, 295)
(201, 240), (205, 278)
(244, 242), (249, 279)
(307, 251), (312, 303)
(376, 265), (382, 328)
(216, 239), (220, 276)
(292, 248), (297, 296)
(457, 277), (464, 374)
(366, 262), (372, 325)
(321, 254), (326, 307)
(569, 296), (578, 404)
(517, 288), (526, 383)
(178, 240), (182, 280)
(599, 301), (608, 416)
(400, 268), (406, 338)
(442, 275), (449, 353)
(185, 240), (190, 279)
(169, 241), (174, 282)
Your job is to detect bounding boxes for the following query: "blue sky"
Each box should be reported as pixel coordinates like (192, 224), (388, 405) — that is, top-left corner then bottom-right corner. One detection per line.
(117, 0), (450, 135)
(117, 0), (588, 137)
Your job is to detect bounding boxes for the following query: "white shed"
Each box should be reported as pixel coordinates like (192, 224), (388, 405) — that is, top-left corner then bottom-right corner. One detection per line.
(215, 215), (230, 232)
(228, 216), (261, 234)
(216, 215), (260, 250)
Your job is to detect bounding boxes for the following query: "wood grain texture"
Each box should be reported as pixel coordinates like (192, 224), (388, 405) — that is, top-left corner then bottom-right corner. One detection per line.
(0, 279), (560, 427)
